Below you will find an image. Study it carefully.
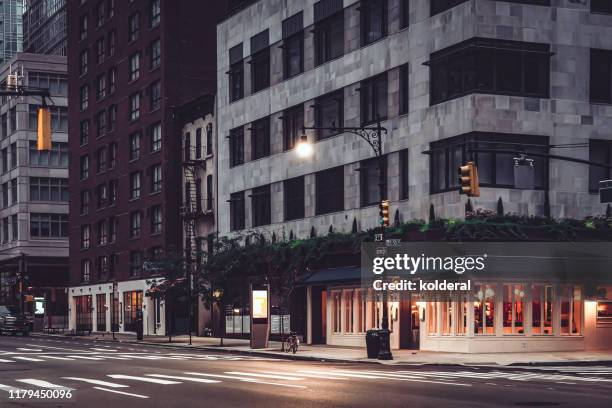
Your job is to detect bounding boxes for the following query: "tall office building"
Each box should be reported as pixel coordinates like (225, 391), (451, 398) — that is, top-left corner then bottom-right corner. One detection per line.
(66, 0), (225, 335)
(0, 0), (24, 66)
(23, 0), (67, 56)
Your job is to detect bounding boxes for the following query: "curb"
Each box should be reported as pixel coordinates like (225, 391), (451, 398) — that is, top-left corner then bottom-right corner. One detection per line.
(29, 333), (612, 368)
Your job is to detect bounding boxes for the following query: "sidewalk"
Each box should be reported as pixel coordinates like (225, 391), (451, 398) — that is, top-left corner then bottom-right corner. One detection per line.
(33, 332), (612, 367)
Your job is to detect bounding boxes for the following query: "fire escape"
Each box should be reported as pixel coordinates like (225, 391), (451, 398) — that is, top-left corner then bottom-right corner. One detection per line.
(181, 142), (207, 265)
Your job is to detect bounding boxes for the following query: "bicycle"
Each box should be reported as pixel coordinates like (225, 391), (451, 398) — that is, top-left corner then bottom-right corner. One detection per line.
(284, 331), (299, 354)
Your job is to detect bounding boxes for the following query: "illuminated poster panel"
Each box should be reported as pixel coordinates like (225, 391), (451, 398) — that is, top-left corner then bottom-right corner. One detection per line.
(252, 290), (268, 319)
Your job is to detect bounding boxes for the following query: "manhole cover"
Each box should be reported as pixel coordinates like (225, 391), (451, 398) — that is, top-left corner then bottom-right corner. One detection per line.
(514, 403), (560, 407)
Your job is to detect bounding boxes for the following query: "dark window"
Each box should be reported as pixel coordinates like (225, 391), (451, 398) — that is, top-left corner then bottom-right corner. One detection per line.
(589, 139), (612, 193)
(400, 149), (409, 199)
(79, 50), (88, 76)
(251, 185), (271, 227)
(429, 132), (549, 194)
(230, 191), (245, 231)
(150, 80), (161, 111)
(284, 32), (304, 79)
(150, 38), (161, 69)
(108, 179), (117, 205)
(430, 0), (469, 16)
(129, 253), (142, 277)
(150, 123), (162, 152)
(129, 52), (140, 81)
(229, 61), (244, 102)
(361, 0), (387, 46)
(80, 120), (89, 145)
(283, 104), (304, 150)
(361, 73), (388, 125)
(80, 190), (90, 214)
(195, 128), (202, 159)
(151, 164), (162, 193)
(107, 30), (116, 57)
(592, 0), (612, 14)
(129, 93), (140, 120)
(206, 175), (213, 210)
(95, 38), (105, 64)
(96, 74), (106, 100)
(206, 124), (213, 155)
(399, 64), (409, 115)
(108, 143), (117, 169)
(150, 205), (162, 234)
(400, 0), (409, 29)
(129, 132), (141, 160)
(30, 178), (69, 202)
(30, 213), (68, 239)
(360, 156), (387, 207)
(229, 127), (244, 167)
(128, 13), (140, 42)
(251, 117), (270, 160)
(96, 183), (107, 208)
(130, 211), (141, 238)
(95, 110), (106, 137)
(79, 14), (88, 40)
(430, 38), (550, 105)
(316, 90), (344, 140)
(284, 176), (305, 221)
(130, 171), (141, 199)
(590, 49), (612, 104)
(316, 166), (344, 215)
(96, 147), (106, 173)
(315, 12), (344, 65)
(251, 48), (270, 93)
(80, 155), (89, 179)
(150, 0), (161, 26)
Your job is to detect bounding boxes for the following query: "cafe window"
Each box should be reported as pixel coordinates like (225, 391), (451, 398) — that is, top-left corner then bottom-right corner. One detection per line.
(251, 117), (270, 160)
(361, 73), (388, 125)
(343, 290), (354, 333)
(316, 166), (344, 215)
(474, 284), (495, 335)
(503, 284), (525, 335)
(430, 132), (549, 194)
(283, 104), (304, 151)
(361, 0), (387, 46)
(251, 185), (271, 227)
(314, 10), (344, 66)
(229, 127), (244, 167)
(429, 38), (550, 105)
(123, 291), (143, 331)
(532, 284), (554, 335)
(597, 300), (612, 323)
(284, 176), (305, 221)
(427, 300), (438, 335)
(332, 291), (342, 333)
(96, 294), (106, 331)
(560, 285), (582, 336)
(592, 0), (612, 14)
(230, 191), (245, 231)
(360, 156), (387, 207)
(440, 297), (453, 335)
(590, 49), (612, 104)
(315, 90), (344, 140)
(456, 294), (468, 335)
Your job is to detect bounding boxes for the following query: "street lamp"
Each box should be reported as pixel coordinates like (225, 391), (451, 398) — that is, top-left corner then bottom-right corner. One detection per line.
(298, 118), (392, 360)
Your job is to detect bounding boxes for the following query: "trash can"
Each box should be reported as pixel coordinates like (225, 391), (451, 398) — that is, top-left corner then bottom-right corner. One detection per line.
(365, 329), (380, 359)
(136, 310), (143, 341)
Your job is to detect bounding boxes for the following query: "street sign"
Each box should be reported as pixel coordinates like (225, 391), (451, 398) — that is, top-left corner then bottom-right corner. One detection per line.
(600, 180), (612, 203)
(374, 233), (383, 242)
(386, 239), (401, 246)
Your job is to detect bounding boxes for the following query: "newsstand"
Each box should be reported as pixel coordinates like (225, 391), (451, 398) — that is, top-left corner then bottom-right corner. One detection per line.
(365, 329), (381, 359)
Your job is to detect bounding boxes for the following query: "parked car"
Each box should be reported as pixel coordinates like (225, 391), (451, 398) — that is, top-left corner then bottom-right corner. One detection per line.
(0, 305), (30, 336)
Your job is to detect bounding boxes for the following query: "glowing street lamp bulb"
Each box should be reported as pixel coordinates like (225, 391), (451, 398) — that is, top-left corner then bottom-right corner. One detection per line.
(296, 135), (313, 158)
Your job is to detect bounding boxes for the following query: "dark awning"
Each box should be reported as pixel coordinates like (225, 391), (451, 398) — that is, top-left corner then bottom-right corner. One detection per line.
(298, 266), (361, 286)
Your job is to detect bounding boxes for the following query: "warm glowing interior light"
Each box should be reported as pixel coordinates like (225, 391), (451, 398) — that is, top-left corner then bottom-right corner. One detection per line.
(296, 135), (313, 158)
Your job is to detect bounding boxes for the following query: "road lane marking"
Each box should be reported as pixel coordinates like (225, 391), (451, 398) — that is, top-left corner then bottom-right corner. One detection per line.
(184, 372), (307, 389)
(296, 370), (382, 379)
(17, 348), (42, 351)
(91, 348), (117, 352)
(66, 355), (104, 360)
(26, 344), (88, 352)
(146, 374), (220, 384)
(16, 379), (71, 389)
(0, 359), (14, 363)
(331, 370), (472, 387)
(40, 356), (75, 361)
(94, 355), (130, 360)
(108, 375), (181, 385)
(62, 377), (128, 388)
(93, 387), (149, 399)
(225, 371), (304, 381)
(13, 356), (44, 362)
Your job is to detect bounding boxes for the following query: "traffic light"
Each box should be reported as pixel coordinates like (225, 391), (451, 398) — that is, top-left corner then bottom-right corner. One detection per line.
(37, 106), (51, 151)
(458, 161), (480, 197)
(379, 200), (390, 227)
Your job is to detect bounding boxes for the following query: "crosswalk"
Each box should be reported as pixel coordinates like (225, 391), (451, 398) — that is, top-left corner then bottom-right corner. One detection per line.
(0, 352), (272, 364)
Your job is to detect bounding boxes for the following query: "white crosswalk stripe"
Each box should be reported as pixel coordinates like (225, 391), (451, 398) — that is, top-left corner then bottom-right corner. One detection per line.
(0, 359), (14, 363)
(107, 375), (182, 385)
(184, 372), (308, 389)
(225, 371), (304, 381)
(41, 356), (75, 361)
(16, 379), (71, 389)
(66, 355), (104, 360)
(13, 356), (44, 362)
(145, 374), (220, 384)
(62, 377), (128, 388)
(93, 387), (149, 399)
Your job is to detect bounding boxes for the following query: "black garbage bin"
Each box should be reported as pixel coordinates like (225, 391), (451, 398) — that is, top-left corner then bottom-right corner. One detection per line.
(365, 329), (380, 359)
(136, 310), (143, 341)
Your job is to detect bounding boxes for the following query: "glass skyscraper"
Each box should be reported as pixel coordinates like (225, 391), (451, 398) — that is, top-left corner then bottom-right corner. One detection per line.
(0, 0), (23, 66)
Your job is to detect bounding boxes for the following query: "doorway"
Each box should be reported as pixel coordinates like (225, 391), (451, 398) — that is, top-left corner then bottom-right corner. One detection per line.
(310, 286), (327, 344)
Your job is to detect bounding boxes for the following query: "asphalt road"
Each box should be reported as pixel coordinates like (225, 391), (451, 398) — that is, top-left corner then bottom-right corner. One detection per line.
(0, 335), (610, 408)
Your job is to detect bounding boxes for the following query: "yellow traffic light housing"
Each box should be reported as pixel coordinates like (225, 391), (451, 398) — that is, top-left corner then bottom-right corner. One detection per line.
(37, 106), (51, 151)
(380, 200), (390, 227)
(458, 161), (480, 197)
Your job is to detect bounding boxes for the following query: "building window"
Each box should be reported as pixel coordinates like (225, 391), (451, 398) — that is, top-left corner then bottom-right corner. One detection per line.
(108, 179), (117, 205)
(284, 176), (304, 221)
(80, 155), (89, 180)
(150, 38), (161, 69)
(130, 211), (141, 238)
(474, 284), (495, 335)
(251, 117), (270, 160)
(151, 164), (162, 193)
(109, 217), (117, 243)
(28, 106), (68, 132)
(315, 11), (344, 66)
(129, 93), (140, 120)
(206, 123), (213, 155)
(80, 85), (89, 111)
(430, 0), (469, 16)
(97, 220), (108, 246)
(96, 147), (106, 173)
(95, 38), (105, 64)
(532, 284), (554, 335)
(230, 191), (245, 231)
(108, 67), (116, 94)
(128, 13), (140, 42)
(399, 149), (409, 200)
(129, 52), (140, 81)
(81, 260), (91, 283)
(129, 132), (141, 160)
(316, 90), (343, 140)
(361, 0), (387, 46)
(429, 38), (550, 105)
(590, 49), (612, 104)
(107, 30), (116, 57)
(11, 214), (17, 241)
(360, 156), (387, 207)
(229, 58), (244, 102)
(1, 149), (6, 172)
(251, 48), (270, 93)
(502, 284), (525, 335)
(30, 214), (68, 239)
(150, 205), (162, 234)
(96, 183), (107, 208)
(129, 253), (143, 277)
(150, 0), (161, 27)
(399, 64), (409, 115)
(251, 185), (271, 227)
(30, 178), (69, 202)
(283, 105), (304, 151)
(150, 123), (162, 152)
(80, 121), (90, 146)
(80, 190), (90, 215)
(108, 143), (117, 169)
(332, 291), (342, 333)
(130, 172), (142, 199)
(29, 142), (69, 168)
(206, 174), (213, 210)
(193, 128), (202, 159)
(95, 1), (105, 27)
(316, 166), (344, 215)
(79, 50), (88, 76)
(400, 0), (409, 29)
(95, 110), (107, 137)
(9, 179), (16, 204)
(96, 74), (106, 101)
(361, 73), (388, 125)
(589, 139), (612, 192)
(592, 0), (612, 14)
(149, 81), (161, 111)
(429, 133), (549, 194)
(79, 14), (88, 40)
(283, 31), (303, 79)
(229, 127), (244, 167)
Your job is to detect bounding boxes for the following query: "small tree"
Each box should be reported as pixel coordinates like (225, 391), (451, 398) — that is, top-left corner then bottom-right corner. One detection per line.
(606, 204), (611, 218)
(394, 209), (401, 227)
(497, 197), (504, 217)
(310, 226), (317, 238)
(289, 230), (294, 241)
(328, 224), (334, 234)
(429, 204), (436, 223)
(351, 217), (358, 234)
(465, 198), (473, 215)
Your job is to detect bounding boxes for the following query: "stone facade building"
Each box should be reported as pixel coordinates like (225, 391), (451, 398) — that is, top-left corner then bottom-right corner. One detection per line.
(216, 0), (612, 352)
